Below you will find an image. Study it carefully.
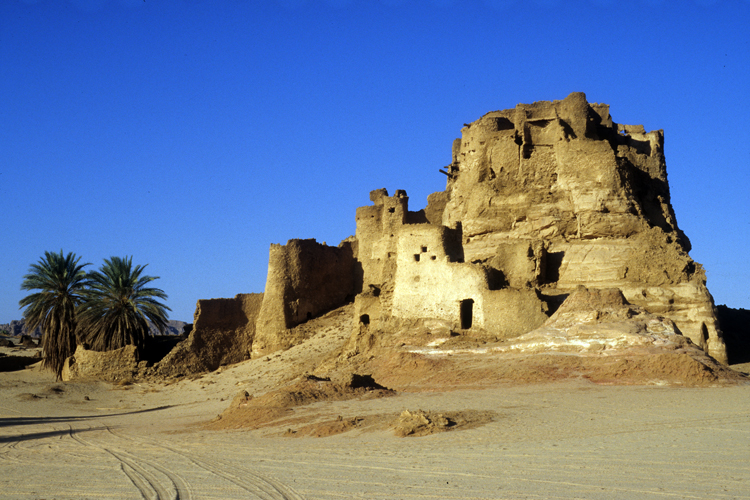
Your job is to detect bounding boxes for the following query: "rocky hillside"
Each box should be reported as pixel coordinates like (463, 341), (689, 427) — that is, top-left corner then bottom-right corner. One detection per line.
(0, 319), (188, 337)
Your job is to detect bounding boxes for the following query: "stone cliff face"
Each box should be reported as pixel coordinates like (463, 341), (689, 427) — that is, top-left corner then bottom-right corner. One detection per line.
(0, 320), (42, 337)
(442, 92), (686, 245)
(1, 319), (187, 338)
(425, 92), (725, 361)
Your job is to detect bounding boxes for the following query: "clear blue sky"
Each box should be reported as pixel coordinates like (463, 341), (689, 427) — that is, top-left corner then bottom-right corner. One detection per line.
(2, 0), (749, 324)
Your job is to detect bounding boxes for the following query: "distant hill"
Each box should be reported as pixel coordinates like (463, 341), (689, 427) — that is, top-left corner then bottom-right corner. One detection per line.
(0, 318), (189, 337)
(150, 320), (191, 337)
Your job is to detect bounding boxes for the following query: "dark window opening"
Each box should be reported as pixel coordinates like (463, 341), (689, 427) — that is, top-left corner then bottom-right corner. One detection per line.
(460, 299), (474, 329)
(430, 255), (436, 260)
(414, 254), (420, 262)
(421, 246), (428, 252)
(545, 251), (565, 283)
(486, 268), (508, 290)
(388, 207), (395, 213)
(495, 117), (514, 131)
(360, 314), (370, 325)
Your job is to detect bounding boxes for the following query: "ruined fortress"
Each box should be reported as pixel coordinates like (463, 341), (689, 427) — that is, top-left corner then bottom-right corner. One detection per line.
(159, 92), (727, 376)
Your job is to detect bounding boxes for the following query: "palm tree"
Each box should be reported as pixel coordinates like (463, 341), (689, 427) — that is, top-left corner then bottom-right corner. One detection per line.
(19, 251), (91, 380)
(77, 256), (170, 352)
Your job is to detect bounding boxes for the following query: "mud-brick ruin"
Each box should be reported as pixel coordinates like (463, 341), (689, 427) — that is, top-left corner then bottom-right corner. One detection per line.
(161, 92), (727, 376)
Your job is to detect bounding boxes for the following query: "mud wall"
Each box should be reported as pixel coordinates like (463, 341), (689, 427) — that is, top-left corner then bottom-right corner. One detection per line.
(253, 239), (357, 357)
(391, 224), (486, 329)
(156, 293), (263, 377)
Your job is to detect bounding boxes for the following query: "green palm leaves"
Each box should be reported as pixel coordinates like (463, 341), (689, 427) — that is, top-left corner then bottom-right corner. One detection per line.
(78, 256), (170, 352)
(19, 251), (91, 380)
(19, 252), (170, 379)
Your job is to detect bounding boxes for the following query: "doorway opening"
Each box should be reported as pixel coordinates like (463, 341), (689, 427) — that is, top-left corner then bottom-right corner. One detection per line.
(460, 299), (474, 329)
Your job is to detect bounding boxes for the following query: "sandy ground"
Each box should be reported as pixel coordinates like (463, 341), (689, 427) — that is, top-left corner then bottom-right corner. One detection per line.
(2, 341), (750, 500)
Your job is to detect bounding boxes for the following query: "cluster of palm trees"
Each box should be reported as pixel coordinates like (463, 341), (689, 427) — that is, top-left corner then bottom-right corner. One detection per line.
(19, 250), (170, 380)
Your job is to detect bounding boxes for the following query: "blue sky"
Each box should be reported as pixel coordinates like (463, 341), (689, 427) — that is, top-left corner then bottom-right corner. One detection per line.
(2, 0), (749, 324)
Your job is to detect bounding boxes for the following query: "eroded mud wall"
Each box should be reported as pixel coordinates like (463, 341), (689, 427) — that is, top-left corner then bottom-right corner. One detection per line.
(253, 239), (357, 357)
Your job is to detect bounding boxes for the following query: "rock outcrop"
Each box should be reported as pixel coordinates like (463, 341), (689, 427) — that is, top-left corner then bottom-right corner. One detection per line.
(498, 286), (691, 356)
(716, 305), (750, 365)
(1, 319), (186, 340)
(0, 320), (42, 338)
(148, 320), (189, 337)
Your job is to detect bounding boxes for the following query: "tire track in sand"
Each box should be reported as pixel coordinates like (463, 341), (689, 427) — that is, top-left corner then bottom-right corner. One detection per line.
(104, 426), (305, 500)
(68, 425), (192, 500)
(185, 455), (304, 500)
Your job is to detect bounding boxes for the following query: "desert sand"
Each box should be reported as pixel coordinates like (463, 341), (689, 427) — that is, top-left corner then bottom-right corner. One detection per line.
(2, 333), (749, 500)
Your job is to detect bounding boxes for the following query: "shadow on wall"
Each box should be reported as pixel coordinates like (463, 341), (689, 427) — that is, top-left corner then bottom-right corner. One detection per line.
(545, 251), (565, 283)
(142, 334), (186, 365)
(716, 305), (750, 365)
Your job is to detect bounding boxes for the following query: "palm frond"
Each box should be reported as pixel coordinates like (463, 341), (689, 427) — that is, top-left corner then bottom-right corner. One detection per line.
(77, 256), (170, 352)
(18, 250), (91, 380)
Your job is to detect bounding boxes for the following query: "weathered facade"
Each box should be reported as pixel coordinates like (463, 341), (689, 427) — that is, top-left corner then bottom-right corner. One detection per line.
(181, 92), (727, 373)
(255, 92), (727, 364)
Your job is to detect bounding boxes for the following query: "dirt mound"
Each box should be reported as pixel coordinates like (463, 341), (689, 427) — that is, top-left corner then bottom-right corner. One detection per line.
(16, 392), (43, 401)
(333, 341), (745, 391)
(19, 335), (38, 347)
(393, 409), (491, 437)
(281, 409), (497, 438)
(587, 352), (719, 385)
(283, 414), (384, 437)
(319, 287), (747, 390)
(206, 373), (395, 431)
(550, 287), (633, 320)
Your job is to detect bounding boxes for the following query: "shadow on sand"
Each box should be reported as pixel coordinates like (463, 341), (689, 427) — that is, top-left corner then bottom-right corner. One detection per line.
(0, 426), (107, 443)
(0, 405), (176, 430)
